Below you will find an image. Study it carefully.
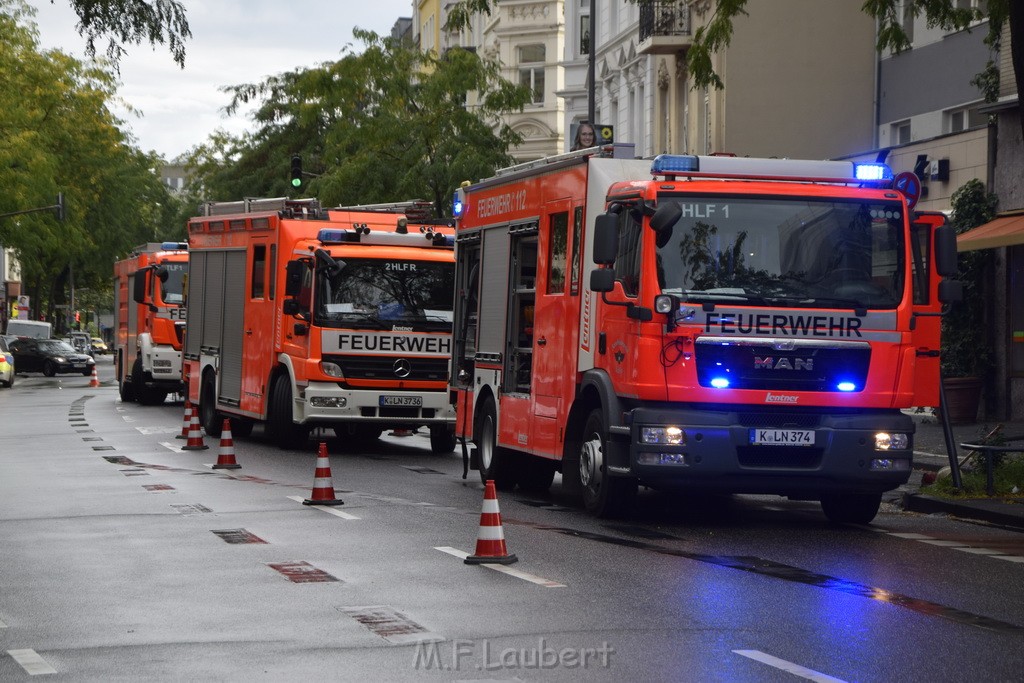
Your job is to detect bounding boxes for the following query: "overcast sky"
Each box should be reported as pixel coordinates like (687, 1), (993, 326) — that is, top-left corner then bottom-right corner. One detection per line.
(28, 0), (414, 160)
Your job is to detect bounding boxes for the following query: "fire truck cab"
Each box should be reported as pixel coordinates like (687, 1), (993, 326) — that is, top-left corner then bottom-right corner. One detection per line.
(113, 242), (188, 405)
(451, 147), (960, 523)
(185, 198), (457, 451)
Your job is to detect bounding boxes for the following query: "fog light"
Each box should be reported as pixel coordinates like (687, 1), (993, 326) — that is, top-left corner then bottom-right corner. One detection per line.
(875, 432), (909, 450)
(870, 458), (910, 471)
(637, 452), (689, 466)
(641, 426), (685, 445)
(310, 396), (347, 408)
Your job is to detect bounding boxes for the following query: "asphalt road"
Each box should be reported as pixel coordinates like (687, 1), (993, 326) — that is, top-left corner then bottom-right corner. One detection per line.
(2, 356), (1023, 681)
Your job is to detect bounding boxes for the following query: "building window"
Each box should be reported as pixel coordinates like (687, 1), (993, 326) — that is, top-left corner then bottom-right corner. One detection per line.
(901, 1), (915, 45)
(892, 120), (911, 145)
(948, 105), (988, 133)
(519, 45), (545, 104)
(580, 15), (590, 55)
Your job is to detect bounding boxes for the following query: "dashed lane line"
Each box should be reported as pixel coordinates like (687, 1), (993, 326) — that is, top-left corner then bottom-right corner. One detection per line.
(877, 528), (1024, 563)
(434, 547), (567, 587)
(7, 649), (58, 676)
(733, 650), (847, 683)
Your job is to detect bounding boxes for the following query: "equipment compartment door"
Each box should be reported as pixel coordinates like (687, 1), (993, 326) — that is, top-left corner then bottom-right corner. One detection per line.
(218, 250), (247, 407)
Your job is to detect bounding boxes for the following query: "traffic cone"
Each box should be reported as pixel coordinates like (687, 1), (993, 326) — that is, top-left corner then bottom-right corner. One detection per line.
(175, 400), (193, 439)
(212, 419), (241, 469)
(88, 365), (100, 388)
(180, 407), (209, 451)
(464, 480), (517, 565)
(303, 442), (344, 506)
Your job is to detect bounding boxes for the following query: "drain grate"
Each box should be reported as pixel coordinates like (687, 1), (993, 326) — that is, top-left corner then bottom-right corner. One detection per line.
(103, 455), (134, 465)
(171, 504), (213, 515)
(142, 484), (175, 492)
(338, 605), (438, 644)
(212, 529), (267, 544)
(268, 561), (338, 583)
(91, 446), (115, 451)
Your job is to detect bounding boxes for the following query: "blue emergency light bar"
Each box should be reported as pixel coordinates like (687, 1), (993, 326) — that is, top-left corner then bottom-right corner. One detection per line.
(161, 241), (188, 251)
(650, 154), (893, 184)
(316, 229), (361, 244)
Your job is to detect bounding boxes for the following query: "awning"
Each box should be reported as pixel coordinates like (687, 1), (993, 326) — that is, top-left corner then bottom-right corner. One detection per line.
(956, 211), (1024, 251)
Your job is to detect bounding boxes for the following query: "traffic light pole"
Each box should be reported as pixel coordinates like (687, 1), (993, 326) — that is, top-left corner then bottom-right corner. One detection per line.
(0, 193), (65, 221)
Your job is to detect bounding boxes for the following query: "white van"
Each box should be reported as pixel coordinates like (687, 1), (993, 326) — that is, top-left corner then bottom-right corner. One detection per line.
(5, 320), (53, 339)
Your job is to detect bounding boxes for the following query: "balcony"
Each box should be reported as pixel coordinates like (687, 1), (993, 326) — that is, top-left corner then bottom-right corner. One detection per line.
(638, 1), (693, 55)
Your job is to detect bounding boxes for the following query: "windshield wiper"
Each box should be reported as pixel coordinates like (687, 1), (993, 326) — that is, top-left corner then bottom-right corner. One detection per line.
(680, 290), (769, 307)
(794, 297), (869, 315)
(333, 311), (390, 329)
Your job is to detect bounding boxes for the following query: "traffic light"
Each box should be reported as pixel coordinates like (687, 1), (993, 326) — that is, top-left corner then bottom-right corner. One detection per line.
(74, 311), (80, 323)
(290, 155), (303, 188)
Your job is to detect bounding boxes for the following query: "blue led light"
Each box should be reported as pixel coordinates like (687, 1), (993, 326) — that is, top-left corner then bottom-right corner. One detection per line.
(837, 382), (857, 392)
(710, 377), (730, 389)
(161, 241), (187, 251)
(651, 154), (700, 175)
(853, 163), (893, 181)
(316, 229), (358, 243)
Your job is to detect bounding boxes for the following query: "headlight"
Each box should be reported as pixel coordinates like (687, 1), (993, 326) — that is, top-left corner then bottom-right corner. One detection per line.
(640, 426), (685, 445)
(875, 432), (909, 450)
(321, 362), (344, 379)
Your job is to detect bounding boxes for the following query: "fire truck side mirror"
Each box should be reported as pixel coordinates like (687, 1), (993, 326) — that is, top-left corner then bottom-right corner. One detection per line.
(282, 299), (302, 316)
(650, 201), (681, 248)
(132, 269), (150, 304)
(284, 261), (304, 297)
(593, 213), (619, 265)
(938, 279), (963, 305)
(933, 225), (959, 278)
(590, 268), (615, 292)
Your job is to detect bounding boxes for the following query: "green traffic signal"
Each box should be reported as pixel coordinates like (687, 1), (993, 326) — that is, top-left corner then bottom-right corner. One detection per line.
(290, 155), (302, 188)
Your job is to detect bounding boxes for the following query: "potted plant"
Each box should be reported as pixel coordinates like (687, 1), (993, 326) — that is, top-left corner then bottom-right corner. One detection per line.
(940, 179), (998, 424)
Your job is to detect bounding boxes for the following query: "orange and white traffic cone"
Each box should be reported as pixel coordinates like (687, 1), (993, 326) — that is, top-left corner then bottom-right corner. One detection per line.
(303, 442), (344, 506)
(180, 407), (209, 451)
(212, 419), (241, 469)
(175, 400), (193, 439)
(464, 480), (517, 565)
(88, 365), (100, 388)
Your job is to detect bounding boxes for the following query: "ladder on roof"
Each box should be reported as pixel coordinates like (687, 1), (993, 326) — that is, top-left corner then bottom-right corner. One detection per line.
(199, 197), (322, 217)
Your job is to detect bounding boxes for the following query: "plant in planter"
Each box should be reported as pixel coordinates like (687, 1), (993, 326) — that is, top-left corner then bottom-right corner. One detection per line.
(940, 179), (998, 423)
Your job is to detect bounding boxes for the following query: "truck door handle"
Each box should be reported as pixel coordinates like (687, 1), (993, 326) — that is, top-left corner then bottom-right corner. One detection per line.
(246, 329), (253, 336)
(537, 337), (547, 346)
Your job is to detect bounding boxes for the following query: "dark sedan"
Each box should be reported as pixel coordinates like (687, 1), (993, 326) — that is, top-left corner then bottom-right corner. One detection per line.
(9, 338), (96, 377)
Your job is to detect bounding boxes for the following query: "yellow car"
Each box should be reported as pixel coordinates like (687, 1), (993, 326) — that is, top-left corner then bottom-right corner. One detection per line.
(91, 337), (109, 354)
(0, 336), (14, 388)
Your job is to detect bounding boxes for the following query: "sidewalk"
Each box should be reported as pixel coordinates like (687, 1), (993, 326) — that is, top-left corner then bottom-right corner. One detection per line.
(903, 408), (1024, 530)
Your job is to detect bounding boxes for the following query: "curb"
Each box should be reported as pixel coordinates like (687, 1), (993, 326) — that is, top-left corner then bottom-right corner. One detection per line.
(902, 493), (1024, 531)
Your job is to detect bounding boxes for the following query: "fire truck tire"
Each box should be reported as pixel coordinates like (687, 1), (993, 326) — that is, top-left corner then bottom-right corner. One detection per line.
(819, 492), (882, 525)
(200, 374), (222, 437)
(230, 418), (255, 438)
(577, 408), (636, 518)
(474, 399), (516, 490)
(429, 425), (457, 454)
(517, 456), (556, 493)
(268, 376), (309, 449)
(117, 356), (136, 402)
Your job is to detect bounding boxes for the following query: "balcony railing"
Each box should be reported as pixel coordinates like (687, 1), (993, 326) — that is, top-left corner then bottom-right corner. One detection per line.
(639, 1), (692, 54)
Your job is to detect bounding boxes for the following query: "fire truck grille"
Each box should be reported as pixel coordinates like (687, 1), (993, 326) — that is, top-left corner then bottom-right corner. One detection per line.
(695, 343), (871, 392)
(325, 355), (448, 381)
(738, 412), (821, 429)
(736, 446), (823, 469)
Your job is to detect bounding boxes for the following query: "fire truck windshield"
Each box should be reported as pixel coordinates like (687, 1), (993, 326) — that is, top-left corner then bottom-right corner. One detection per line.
(158, 262), (187, 305)
(654, 196), (905, 309)
(315, 258), (455, 331)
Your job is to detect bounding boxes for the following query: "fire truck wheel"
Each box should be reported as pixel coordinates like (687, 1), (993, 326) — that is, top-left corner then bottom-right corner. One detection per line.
(230, 418), (254, 438)
(517, 456), (556, 493)
(578, 408), (637, 518)
(131, 359), (166, 405)
(116, 355), (135, 402)
(474, 399), (516, 490)
(200, 374), (222, 437)
(269, 375), (309, 449)
(819, 492), (882, 525)
(429, 425), (457, 454)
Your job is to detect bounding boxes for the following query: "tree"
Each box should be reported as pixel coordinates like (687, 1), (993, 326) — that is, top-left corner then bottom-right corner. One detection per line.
(190, 29), (530, 218)
(62, 0), (190, 68)
(446, 1), (1022, 142)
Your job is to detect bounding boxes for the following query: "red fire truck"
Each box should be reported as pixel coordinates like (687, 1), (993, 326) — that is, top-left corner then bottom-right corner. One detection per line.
(184, 198), (457, 451)
(450, 148), (960, 522)
(113, 242), (189, 405)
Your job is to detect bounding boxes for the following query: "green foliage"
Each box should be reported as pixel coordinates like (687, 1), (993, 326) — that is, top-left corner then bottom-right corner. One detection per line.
(940, 179), (998, 378)
(1, 1), (181, 323)
(925, 451), (1024, 498)
(190, 30), (530, 218)
(66, 0), (190, 69)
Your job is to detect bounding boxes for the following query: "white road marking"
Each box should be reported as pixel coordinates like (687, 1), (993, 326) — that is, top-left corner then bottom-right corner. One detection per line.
(992, 555), (1024, 563)
(888, 532), (932, 539)
(286, 495), (360, 519)
(434, 547), (567, 587)
(136, 426), (181, 435)
(160, 442), (185, 453)
(7, 649), (58, 675)
(918, 539), (968, 547)
(954, 547), (1003, 555)
(880, 529), (1024, 561)
(733, 650), (847, 683)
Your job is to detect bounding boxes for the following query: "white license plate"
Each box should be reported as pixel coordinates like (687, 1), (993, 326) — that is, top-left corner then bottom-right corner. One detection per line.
(379, 395), (422, 407)
(73, 363), (86, 369)
(749, 429), (815, 446)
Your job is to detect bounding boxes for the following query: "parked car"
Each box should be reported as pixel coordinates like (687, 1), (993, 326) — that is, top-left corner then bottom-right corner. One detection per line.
(91, 337), (109, 355)
(8, 338), (96, 377)
(0, 336), (14, 388)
